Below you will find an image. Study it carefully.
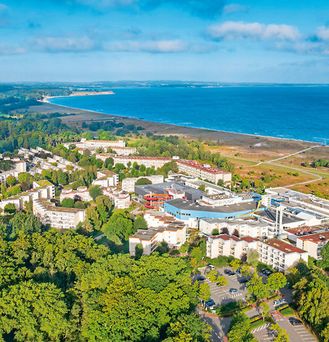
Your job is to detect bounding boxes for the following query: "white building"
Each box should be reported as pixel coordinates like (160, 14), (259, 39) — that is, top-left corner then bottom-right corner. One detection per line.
(0, 160), (27, 182)
(206, 234), (308, 271)
(199, 218), (272, 238)
(60, 186), (92, 202)
(103, 188), (131, 209)
(296, 231), (329, 260)
(206, 234), (258, 259)
(112, 156), (171, 169)
(129, 223), (187, 256)
(64, 138), (126, 151)
(144, 210), (183, 228)
(0, 180), (55, 211)
(177, 159), (232, 185)
(258, 239), (308, 271)
(122, 175), (164, 192)
(92, 170), (119, 188)
(33, 199), (85, 229)
(95, 146), (137, 157)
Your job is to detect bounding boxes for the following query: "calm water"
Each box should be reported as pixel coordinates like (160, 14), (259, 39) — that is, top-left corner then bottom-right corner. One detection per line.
(50, 86), (329, 143)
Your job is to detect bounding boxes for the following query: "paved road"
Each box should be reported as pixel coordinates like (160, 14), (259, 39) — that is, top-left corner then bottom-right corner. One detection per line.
(254, 145), (322, 166)
(277, 316), (317, 342)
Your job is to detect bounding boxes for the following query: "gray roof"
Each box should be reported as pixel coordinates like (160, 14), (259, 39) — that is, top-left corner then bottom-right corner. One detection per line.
(166, 198), (258, 213)
(135, 182), (204, 201)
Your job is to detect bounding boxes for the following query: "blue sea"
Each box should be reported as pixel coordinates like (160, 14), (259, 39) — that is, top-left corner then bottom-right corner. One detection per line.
(49, 86), (329, 143)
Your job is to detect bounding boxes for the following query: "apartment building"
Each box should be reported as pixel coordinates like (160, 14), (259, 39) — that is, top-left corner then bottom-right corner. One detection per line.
(92, 170), (119, 188)
(176, 159), (232, 185)
(0, 160), (27, 183)
(206, 234), (258, 259)
(33, 199), (85, 229)
(103, 188), (131, 209)
(64, 139), (126, 151)
(95, 146), (137, 157)
(129, 223), (187, 256)
(296, 231), (329, 260)
(122, 175), (164, 192)
(258, 239), (308, 271)
(112, 156), (171, 169)
(200, 218), (271, 238)
(60, 186), (92, 202)
(0, 180), (55, 210)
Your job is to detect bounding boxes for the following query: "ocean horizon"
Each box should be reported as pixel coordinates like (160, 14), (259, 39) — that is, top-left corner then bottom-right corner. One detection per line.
(49, 86), (329, 143)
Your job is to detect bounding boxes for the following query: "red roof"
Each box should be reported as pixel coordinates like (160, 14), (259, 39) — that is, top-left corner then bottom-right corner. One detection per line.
(297, 231), (329, 243)
(177, 159), (229, 175)
(240, 236), (258, 243)
(265, 239), (306, 254)
(114, 156), (171, 161)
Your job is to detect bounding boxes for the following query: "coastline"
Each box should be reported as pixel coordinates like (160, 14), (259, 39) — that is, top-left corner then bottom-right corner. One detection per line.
(28, 101), (325, 157)
(45, 95), (322, 146)
(40, 91), (115, 103)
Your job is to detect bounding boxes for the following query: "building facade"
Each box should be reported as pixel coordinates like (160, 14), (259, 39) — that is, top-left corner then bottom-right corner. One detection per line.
(176, 159), (232, 185)
(33, 199), (85, 229)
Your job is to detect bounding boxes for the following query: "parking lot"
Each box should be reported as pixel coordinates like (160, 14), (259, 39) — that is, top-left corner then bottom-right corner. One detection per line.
(201, 266), (248, 306)
(278, 316), (317, 342)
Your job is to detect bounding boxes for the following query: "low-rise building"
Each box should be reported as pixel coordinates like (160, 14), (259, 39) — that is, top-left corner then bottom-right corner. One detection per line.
(206, 234), (258, 259)
(164, 198), (260, 227)
(129, 223), (187, 256)
(95, 146), (137, 157)
(0, 160), (27, 182)
(296, 231), (329, 260)
(60, 186), (92, 202)
(122, 175), (164, 192)
(199, 218), (272, 238)
(33, 199), (85, 229)
(0, 180), (55, 210)
(112, 156), (171, 169)
(177, 159), (232, 185)
(92, 170), (118, 188)
(258, 239), (308, 271)
(64, 138), (126, 151)
(103, 188), (131, 209)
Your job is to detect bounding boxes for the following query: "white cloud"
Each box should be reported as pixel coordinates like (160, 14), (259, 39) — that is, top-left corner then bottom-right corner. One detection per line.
(316, 26), (329, 41)
(208, 21), (300, 41)
(104, 39), (188, 53)
(33, 36), (96, 52)
(0, 44), (26, 55)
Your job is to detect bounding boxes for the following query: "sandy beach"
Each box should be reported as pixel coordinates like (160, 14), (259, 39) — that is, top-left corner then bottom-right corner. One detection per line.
(29, 101), (319, 151)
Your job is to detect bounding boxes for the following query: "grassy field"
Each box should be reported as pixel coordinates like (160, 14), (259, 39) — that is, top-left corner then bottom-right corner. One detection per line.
(206, 143), (329, 198)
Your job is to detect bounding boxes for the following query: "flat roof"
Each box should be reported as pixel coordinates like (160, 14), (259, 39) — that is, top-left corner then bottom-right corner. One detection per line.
(166, 198), (258, 213)
(297, 231), (329, 243)
(264, 238), (306, 254)
(177, 159), (230, 175)
(257, 209), (304, 224)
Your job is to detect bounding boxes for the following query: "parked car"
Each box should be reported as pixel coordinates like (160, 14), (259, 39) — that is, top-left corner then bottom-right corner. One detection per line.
(195, 274), (205, 281)
(238, 277), (249, 284)
(289, 317), (302, 326)
(207, 264), (215, 269)
(224, 269), (235, 276)
(205, 299), (216, 310)
(273, 298), (287, 307)
(229, 288), (239, 294)
(261, 269), (272, 276)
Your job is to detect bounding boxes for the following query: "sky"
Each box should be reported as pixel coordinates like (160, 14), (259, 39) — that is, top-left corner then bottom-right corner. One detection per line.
(1, 0), (329, 83)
